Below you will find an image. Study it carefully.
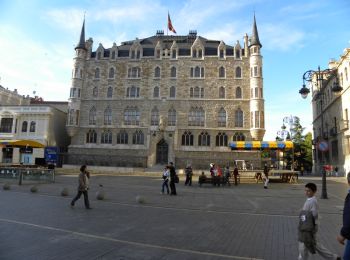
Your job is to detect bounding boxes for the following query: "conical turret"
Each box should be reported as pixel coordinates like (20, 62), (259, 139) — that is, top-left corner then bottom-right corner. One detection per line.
(75, 19), (86, 50)
(249, 15), (262, 48)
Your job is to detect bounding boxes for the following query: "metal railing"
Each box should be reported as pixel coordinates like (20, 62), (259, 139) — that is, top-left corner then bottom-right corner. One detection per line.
(0, 167), (55, 184)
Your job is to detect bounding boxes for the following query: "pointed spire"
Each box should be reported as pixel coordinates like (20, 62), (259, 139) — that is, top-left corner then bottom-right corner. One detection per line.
(75, 18), (86, 50)
(249, 14), (262, 48)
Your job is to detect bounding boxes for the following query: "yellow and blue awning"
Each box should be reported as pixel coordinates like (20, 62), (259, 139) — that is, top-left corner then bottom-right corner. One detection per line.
(0, 139), (45, 148)
(229, 141), (293, 150)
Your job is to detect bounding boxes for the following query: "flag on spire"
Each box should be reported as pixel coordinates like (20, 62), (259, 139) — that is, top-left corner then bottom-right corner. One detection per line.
(168, 12), (176, 34)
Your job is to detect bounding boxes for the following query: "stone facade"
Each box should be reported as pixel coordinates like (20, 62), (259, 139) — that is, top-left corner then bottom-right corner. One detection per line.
(0, 86), (30, 106)
(66, 17), (265, 169)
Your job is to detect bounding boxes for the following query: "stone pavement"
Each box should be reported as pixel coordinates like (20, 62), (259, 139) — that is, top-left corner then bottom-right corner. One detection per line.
(0, 174), (348, 260)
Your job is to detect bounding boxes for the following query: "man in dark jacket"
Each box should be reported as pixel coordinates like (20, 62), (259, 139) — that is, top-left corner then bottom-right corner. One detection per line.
(337, 173), (350, 259)
(169, 162), (177, 195)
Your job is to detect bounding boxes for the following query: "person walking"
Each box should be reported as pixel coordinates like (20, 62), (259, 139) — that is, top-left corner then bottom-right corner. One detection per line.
(298, 182), (340, 260)
(71, 165), (92, 209)
(337, 173), (350, 260)
(263, 163), (269, 189)
(169, 162), (177, 195)
(184, 164), (193, 186)
(161, 166), (170, 194)
(224, 166), (231, 186)
(233, 166), (239, 186)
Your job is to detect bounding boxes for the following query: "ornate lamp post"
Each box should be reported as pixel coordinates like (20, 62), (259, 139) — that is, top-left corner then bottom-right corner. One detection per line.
(299, 66), (342, 199)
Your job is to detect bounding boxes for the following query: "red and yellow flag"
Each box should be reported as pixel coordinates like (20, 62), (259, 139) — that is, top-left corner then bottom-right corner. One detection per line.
(168, 12), (176, 34)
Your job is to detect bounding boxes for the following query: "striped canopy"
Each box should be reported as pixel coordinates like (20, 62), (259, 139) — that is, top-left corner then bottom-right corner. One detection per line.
(229, 141), (294, 150)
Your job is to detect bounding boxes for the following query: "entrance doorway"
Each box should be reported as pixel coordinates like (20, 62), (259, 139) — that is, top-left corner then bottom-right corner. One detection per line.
(156, 139), (168, 164)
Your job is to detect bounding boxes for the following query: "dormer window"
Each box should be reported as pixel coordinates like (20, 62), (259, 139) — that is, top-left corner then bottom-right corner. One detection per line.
(171, 49), (177, 59)
(156, 49), (161, 59)
(97, 52), (102, 60)
(111, 51), (116, 59)
(235, 49), (241, 59)
(192, 48), (204, 59)
(219, 49), (224, 58)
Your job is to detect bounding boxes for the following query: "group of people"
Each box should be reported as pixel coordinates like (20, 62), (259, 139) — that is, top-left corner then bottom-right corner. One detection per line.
(161, 162), (177, 195)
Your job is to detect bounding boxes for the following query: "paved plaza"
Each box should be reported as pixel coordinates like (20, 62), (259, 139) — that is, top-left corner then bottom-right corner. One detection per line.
(0, 173), (348, 260)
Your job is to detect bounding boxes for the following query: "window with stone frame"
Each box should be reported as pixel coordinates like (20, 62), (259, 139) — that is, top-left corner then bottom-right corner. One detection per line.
(68, 110), (74, 125)
(22, 121), (28, 132)
(235, 108), (243, 127)
(168, 108), (176, 126)
(171, 49), (177, 59)
(153, 86), (160, 98)
(198, 132), (210, 146)
(86, 129), (97, 143)
(151, 107), (159, 126)
(235, 66), (242, 78)
(0, 118), (13, 133)
(94, 68), (100, 79)
(107, 87), (113, 98)
(236, 87), (242, 98)
(188, 107), (205, 126)
(219, 66), (225, 78)
(235, 49), (241, 59)
(260, 111), (264, 128)
(218, 108), (226, 127)
(101, 130), (112, 144)
(93, 87), (98, 97)
(190, 66), (204, 78)
(169, 86), (176, 98)
(219, 49), (225, 58)
(89, 107), (97, 125)
(128, 67), (141, 78)
(190, 86), (204, 98)
(104, 107), (112, 125)
(255, 111), (260, 128)
(219, 87), (225, 99)
(117, 130), (128, 144)
(126, 86), (140, 98)
(124, 107), (140, 126)
(154, 66), (161, 78)
(255, 87), (259, 98)
(233, 132), (245, 141)
(170, 66), (177, 78)
(181, 131), (193, 146)
(111, 51), (116, 59)
(132, 130), (144, 145)
(216, 132), (228, 146)
(108, 67), (115, 79)
(29, 121), (36, 132)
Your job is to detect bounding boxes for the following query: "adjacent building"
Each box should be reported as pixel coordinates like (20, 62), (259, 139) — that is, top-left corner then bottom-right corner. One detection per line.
(66, 16), (266, 169)
(0, 85), (30, 106)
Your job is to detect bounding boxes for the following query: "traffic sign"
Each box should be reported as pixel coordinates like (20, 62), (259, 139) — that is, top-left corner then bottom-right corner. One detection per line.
(317, 141), (329, 152)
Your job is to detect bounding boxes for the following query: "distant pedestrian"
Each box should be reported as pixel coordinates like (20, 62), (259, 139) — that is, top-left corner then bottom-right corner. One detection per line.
(298, 183), (340, 260)
(263, 164), (269, 189)
(337, 173), (350, 259)
(169, 162), (177, 195)
(334, 167), (339, 177)
(71, 165), (92, 209)
(233, 166), (239, 186)
(161, 166), (170, 194)
(184, 164), (193, 186)
(224, 166), (230, 185)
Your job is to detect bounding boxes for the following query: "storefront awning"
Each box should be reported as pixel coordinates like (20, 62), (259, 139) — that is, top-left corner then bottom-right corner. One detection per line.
(0, 139), (45, 148)
(229, 141), (294, 150)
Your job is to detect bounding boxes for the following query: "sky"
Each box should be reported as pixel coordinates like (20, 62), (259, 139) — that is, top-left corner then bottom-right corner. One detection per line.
(0, 0), (349, 141)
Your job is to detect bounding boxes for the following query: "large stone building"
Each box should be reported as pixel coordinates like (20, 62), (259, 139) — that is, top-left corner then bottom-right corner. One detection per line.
(66, 16), (265, 169)
(310, 47), (350, 177)
(0, 85), (30, 106)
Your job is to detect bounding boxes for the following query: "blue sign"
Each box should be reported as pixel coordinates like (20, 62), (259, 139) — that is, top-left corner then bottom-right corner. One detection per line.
(317, 141), (329, 152)
(44, 147), (58, 164)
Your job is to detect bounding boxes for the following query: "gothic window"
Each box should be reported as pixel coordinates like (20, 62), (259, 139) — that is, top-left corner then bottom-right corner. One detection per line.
(21, 121), (28, 132)
(255, 111), (260, 128)
(94, 68), (100, 79)
(190, 87), (204, 98)
(168, 108), (176, 126)
(218, 108), (226, 127)
(132, 130), (144, 145)
(233, 132), (245, 141)
(235, 108), (243, 127)
(93, 87), (98, 97)
(29, 121), (36, 132)
(108, 68), (115, 79)
(89, 107), (97, 125)
(190, 66), (205, 78)
(345, 67), (348, 81)
(181, 131), (193, 146)
(156, 49), (161, 59)
(126, 86), (140, 98)
(169, 86), (176, 98)
(154, 66), (161, 78)
(198, 49), (202, 58)
(153, 86), (160, 98)
(0, 118), (13, 133)
(219, 87), (225, 98)
(198, 132), (210, 146)
(236, 87), (242, 99)
(195, 66), (200, 77)
(107, 86), (113, 98)
(170, 67), (177, 78)
(104, 107), (112, 125)
(219, 66), (225, 78)
(124, 107), (140, 125)
(74, 68), (79, 78)
(151, 107), (159, 126)
(171, 49), (177, 59)
(128, 67), (141, 78)
(235, 49), (241, 59)
(97, 52), (101, 60)
(235, 67), (242, 78)
(216, 132), (228, 146)
(254, 66), (258, 77)
(101, 130), (112, 144)
(255, 87), (259, 98)
(219, 49), (224, 58)
(260, 111), (265, 128)
(188, 107), (205, 126)
(111, 51), (116, 59)
(117, 130), (128, 144)
(86, 129), (97, 143)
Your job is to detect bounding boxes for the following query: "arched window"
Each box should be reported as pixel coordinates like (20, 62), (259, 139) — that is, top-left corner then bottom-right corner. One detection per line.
(233, 132), (245, 141)
(89, 107), (97, 125)
(107, 87), (113, 98)
(30, 121), (36, 132)
(117, 130), (128, 144)
(235, 67), (242, 78)
(219, 87), (225, 98)
(104, 107), (112, 125)
(219, 66), (225, 78)
(153, 86), (160, 98)
(108, 68), (115, 79)
(154, 67), (161, 78)
(93, 87), (98, 97)
(21, 121), (28, 132)
(132, 130), (144, 144)
(170, 67), (177, 78)
(235, 108), (243, 127)
(126, 86), (140, 98)
(218, 108), (226, 127)
(216, 132), (228, 146)
(181, 131), (193, 146)
(128, 67), (141, 78)
(236, 87), (242, 99)
(68, 109), (75, 125)
(195, 66), (200, 77)
(188, 107), (205, 126)
(124, 107), (140, 125)
(198, 132), (210, 146)
(170, 86), (176, 98)
(151, 107), (159, 126)
(86, 129), (97, 143)
(101, 130), (112, 144)
(95, 68), (100, 79)
(168, 108), (176, 126)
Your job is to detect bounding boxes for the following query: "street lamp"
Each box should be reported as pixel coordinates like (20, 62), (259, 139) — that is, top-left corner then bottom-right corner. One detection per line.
(299, 66), (342, 199)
